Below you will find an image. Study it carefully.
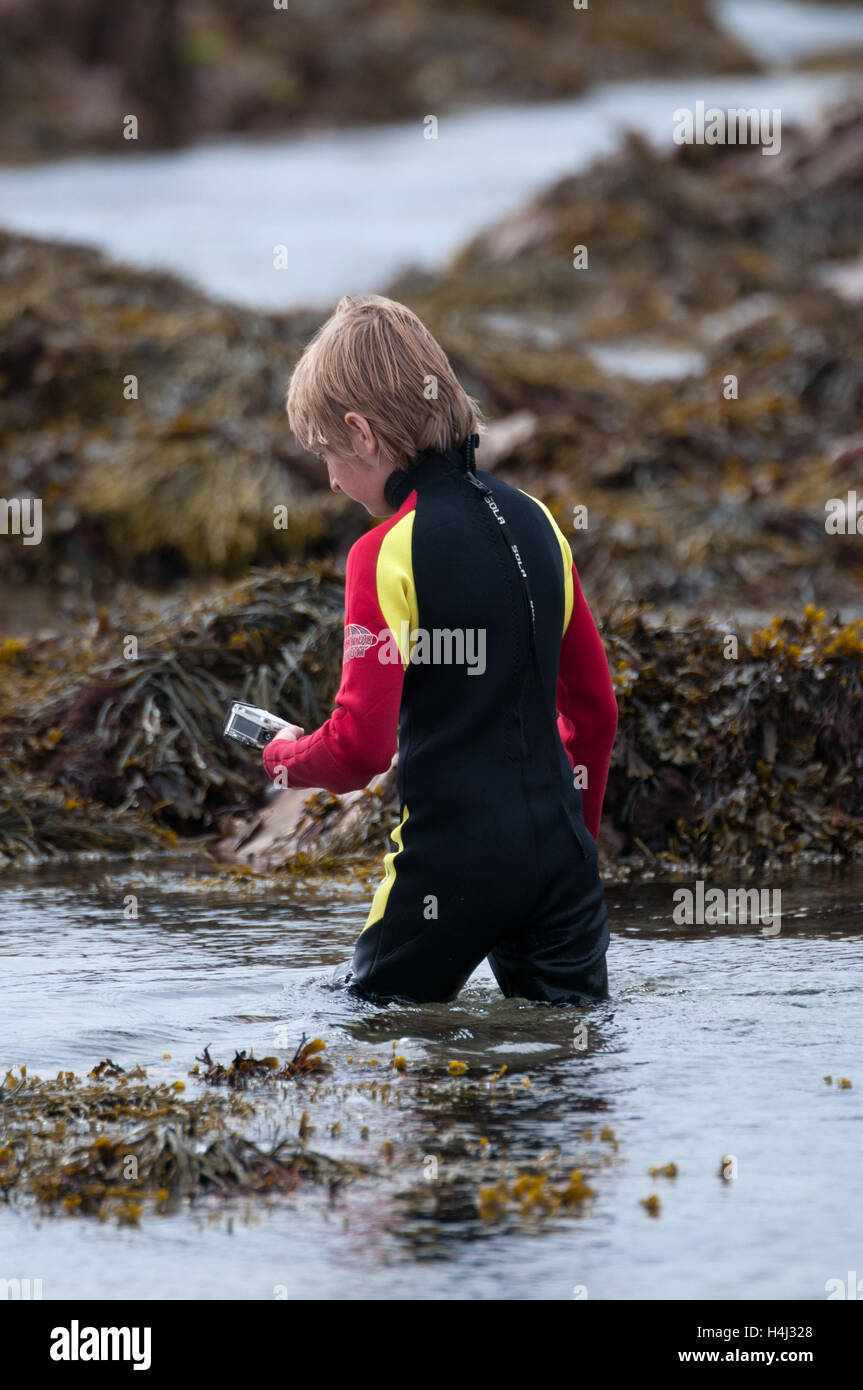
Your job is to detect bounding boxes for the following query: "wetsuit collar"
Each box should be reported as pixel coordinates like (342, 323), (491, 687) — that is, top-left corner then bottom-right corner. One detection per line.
(384, 434), (479, 511)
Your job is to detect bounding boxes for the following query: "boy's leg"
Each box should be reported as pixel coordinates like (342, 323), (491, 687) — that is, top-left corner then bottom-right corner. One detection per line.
(345, 791), (535, 1003)
(486, 838), (610, 1004)
(348, 906), (498, 1003)
(345, 802), (609, 1006)
(346, 829), (506, 1003)
(346, 911), (480, 1000)
(486, 924), (609, 1003)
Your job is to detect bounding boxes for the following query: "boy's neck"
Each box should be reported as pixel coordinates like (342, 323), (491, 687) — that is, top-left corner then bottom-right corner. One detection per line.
(384, 441), (471, 510)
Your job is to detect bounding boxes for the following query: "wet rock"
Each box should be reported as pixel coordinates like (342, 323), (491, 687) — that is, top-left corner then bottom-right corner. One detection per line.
(0, 0), (758, 161)
(0, 230), (352, 587)
(216, 759), (398, 872)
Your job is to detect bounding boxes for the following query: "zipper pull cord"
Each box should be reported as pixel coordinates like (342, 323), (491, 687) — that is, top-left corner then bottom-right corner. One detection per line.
(463, 432), (491, 495)
(465, 432), (479, 473)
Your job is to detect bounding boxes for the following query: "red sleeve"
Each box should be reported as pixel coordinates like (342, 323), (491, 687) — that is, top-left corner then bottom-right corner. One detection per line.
(556, 563), (618, 839)
(261, 524), (406, 794)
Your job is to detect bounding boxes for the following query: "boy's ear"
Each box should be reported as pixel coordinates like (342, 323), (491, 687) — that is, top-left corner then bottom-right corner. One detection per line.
(343, 412), (377, 458)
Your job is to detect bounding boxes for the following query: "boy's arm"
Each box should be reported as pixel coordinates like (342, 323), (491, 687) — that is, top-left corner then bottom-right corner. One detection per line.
(556, 553), (618, 840)
(261, 514), (415, 795)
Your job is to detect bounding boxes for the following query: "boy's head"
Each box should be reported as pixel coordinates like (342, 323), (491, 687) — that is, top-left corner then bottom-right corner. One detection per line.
(286, 294), (484, 516)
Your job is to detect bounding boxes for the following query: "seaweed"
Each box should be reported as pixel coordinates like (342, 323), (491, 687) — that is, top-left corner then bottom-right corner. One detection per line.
(602, 607), (863, 866)
(0, 1061), (363, 1223)
(0, 773), (168, 866)
(5, 105), (863, 622)
(196, 1036), (331, 1088)
(224, 600), (863, 873)
(0, 567), (345, 861)
(0, 229), (351, 588)
(1, 571), (861, 870)
(1, 1044), (623, 1239)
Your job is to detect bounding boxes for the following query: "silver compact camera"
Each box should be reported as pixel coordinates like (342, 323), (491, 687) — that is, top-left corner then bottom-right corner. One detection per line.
(223, 701), (285, 750)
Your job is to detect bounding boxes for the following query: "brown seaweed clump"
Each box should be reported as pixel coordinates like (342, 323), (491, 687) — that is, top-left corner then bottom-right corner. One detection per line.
(196, 1036), (332, 1089)
(0, 229), (351, 589)
(1, 567), (862, 871)
(5, 104), (863, 624)
(1, 1048), (604, 1235)
(0, 772), (168, 866)
(477, 1168), (597, 1223)
(603, 607), (863, 866)
(0, 567), (345, 862)
(0, 1061), (363, 1224)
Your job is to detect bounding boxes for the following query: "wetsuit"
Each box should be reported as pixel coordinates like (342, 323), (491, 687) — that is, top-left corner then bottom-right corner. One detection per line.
(263, 436), (618, 1004)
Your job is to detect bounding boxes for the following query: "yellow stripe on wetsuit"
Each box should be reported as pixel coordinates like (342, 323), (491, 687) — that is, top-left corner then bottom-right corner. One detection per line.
(362, 508), (418, 932)
(363, 803), (410, 932)
(520, 491), (574, 637)
(376, 510), (419, 663)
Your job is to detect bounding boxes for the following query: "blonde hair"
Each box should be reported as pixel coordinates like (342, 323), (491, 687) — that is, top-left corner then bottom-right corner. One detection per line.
(286, 294), (485, 471)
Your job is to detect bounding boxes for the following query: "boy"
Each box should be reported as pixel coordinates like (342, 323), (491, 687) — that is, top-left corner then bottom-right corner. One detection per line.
(263, 294), (618, 1005)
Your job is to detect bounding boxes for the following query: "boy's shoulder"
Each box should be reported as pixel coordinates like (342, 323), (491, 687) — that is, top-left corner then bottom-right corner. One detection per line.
(477, 474), (573, 555)
(346, 474), (571, 574)
(347, 493), (416, 571)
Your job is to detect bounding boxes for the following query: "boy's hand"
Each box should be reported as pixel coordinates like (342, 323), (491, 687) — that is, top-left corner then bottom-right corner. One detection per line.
(271, 724), (304, 741)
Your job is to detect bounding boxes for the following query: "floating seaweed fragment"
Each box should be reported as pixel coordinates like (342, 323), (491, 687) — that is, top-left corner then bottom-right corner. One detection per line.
(648, 1162), (679, 1179)
(196, 1036), (331, 1089)
(88, 1060), (126, 1081)
(478, 1166), (598, 1223)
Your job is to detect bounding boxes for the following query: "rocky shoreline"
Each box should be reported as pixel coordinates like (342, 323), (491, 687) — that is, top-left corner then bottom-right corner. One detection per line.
(2, 101), (862, 874)
(1, 571), (860, 875)
(0, 0), (759, 163)
(4, 102), (863, 614)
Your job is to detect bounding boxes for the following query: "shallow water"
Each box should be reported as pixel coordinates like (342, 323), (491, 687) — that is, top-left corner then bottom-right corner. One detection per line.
(718, 0), (863, 64)
(0, 69), (857, 311)
(1, 860), (860, 1300)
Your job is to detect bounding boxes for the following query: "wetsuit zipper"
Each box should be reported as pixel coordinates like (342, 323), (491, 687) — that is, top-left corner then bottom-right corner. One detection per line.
(463, 464), (588, 858)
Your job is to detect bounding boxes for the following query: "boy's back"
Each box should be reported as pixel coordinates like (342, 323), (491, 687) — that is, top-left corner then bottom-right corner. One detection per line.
(264, 435), (618, 1003)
